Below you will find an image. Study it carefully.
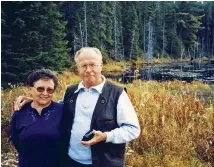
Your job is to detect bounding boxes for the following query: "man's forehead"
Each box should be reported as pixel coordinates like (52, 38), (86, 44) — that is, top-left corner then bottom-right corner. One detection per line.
(79, 50), (97, 57)
(78, 52), (101, 62)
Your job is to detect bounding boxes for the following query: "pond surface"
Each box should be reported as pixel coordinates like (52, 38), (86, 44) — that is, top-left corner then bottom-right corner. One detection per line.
(140, 61), (214, 84)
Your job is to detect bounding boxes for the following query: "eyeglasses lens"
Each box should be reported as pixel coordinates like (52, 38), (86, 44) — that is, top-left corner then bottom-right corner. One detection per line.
(36, 87), (54, 94)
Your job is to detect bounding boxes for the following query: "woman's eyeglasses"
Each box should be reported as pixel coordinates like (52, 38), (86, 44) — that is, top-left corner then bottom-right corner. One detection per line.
(34, 86), (55, 94)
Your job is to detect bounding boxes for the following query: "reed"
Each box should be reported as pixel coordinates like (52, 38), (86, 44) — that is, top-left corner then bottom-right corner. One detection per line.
(125, 80), (214, 167)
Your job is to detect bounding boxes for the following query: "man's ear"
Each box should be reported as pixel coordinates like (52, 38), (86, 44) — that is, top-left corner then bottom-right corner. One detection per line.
(76, 65), (80, 72)
(100, 63), (103, 71)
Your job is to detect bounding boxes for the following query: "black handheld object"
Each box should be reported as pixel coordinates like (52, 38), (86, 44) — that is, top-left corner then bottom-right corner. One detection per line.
(82, 130), (95, 141)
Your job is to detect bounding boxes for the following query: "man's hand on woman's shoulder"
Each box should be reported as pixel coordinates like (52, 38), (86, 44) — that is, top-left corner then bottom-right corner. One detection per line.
(14, 96), (33, 111)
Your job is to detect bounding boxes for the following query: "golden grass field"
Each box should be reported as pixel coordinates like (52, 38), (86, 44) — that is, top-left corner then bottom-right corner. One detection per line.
(1, 69), (214, 167)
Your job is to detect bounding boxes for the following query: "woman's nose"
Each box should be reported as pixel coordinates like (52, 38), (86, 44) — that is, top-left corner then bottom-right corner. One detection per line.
(42, 90), (49, 95)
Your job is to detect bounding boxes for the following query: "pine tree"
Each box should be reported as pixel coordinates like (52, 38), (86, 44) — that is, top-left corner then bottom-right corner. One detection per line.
(121, 2), (140, 60)
(1, 2), (69, 87)
(38, 2), (69, 71)
(176, 1), (203, 55)
(199, 2), (214, 58)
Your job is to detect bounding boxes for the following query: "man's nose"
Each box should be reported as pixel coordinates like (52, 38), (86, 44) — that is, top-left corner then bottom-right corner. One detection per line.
(85, 65), (92, 72)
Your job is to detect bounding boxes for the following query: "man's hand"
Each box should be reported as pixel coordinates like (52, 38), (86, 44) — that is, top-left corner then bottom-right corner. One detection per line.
(80, 130), (107, 147)
(14, 96), (33, 111)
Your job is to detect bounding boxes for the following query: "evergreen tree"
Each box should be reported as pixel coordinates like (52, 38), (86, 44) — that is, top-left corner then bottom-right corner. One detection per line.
(61, 1), (82, 55)
(176, 2), (203, 54)
(3, 0), (213, 88)
(121, 2), (140, 60)
(1, 2), (69, 88)
(87, 2), (100, 49)
(199, 2), (214, 58)
(38, 2), (69, 71)
(99, 2), (114, 59)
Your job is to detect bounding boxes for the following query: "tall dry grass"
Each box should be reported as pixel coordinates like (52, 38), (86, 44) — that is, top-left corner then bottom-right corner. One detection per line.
(1, 72), (214, 167)
(125, 80), (214, 167)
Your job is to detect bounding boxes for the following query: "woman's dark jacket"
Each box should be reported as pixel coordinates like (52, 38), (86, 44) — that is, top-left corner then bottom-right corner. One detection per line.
(10, 101), (63, 167)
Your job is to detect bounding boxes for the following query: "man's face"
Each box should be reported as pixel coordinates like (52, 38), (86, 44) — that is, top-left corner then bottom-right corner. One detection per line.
(77, 51), (102, 88)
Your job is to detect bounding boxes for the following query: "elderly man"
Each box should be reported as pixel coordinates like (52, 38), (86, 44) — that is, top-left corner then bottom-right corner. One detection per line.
(15, 47), (140, 167)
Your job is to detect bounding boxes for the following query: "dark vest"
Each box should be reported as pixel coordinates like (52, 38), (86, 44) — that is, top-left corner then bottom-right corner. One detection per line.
(61, 81), (126, 167)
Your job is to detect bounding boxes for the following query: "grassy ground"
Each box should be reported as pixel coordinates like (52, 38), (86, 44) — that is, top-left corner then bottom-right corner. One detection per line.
(1, 63), (214, 166)
(124, 80), (214, 167)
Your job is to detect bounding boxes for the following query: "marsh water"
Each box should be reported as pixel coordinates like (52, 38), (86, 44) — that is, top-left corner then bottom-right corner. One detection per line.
(140, 61), (214, 84)
(105, 61), (214, 84)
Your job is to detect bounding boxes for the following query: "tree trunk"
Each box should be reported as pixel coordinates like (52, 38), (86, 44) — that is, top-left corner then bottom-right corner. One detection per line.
(80, 23), (83, 47)
(162, 23), (165, 58)
(84, 1), (88, 46)
(114, 1), (117, 61)
(130, 30), (135, 61)
(147, 21), (153, 64)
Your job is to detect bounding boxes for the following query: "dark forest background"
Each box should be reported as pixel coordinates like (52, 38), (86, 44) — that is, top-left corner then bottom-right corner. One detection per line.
(1, 1), (214, 87)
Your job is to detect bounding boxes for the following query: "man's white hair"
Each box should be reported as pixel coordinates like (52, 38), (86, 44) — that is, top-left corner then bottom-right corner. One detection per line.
(74, 47), (103, 63)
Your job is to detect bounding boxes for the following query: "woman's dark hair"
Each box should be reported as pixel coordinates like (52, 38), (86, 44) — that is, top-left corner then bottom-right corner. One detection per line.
(27, 69), (58, 89)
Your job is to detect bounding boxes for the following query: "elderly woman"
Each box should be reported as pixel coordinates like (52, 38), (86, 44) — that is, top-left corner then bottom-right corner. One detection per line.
(10, 69), (63, 167)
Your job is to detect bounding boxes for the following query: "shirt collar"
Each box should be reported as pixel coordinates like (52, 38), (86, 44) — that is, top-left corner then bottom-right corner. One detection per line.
(74, 75), (106, 94)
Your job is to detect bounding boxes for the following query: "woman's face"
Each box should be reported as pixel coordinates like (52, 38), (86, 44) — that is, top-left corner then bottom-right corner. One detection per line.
(30, 79), (55, 107)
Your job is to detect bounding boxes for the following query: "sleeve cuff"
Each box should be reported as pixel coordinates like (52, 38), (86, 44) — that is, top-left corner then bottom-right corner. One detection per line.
(105, 131), (114, 143)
